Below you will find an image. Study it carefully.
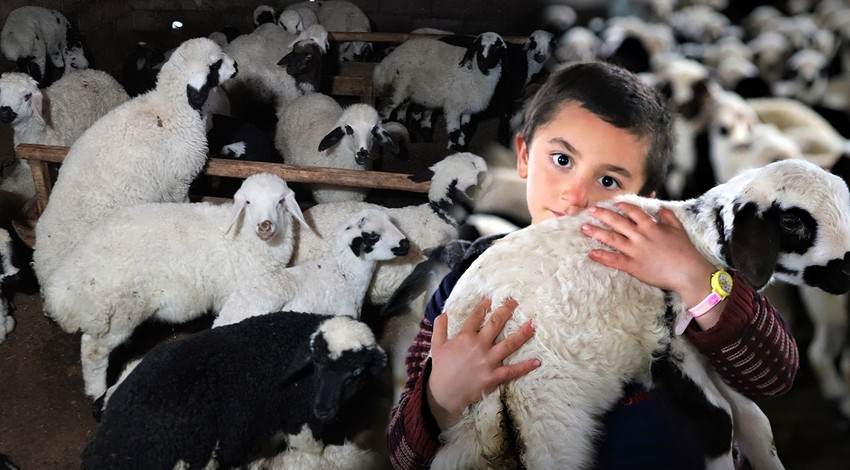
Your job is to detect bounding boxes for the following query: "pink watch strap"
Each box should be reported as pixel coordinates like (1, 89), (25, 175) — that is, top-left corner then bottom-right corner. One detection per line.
(687, 292), (722, 318)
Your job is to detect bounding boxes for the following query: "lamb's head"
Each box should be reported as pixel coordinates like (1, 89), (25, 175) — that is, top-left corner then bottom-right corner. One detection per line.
(343, 209), (410, 261)
(283, 316), (386, 422)
(0, 73), (42, 128)
(781, 49), (828, 105)
(709, 90), (759, 156)
(254, 5), (277, 28)
(318, 104), (397, 166)
(156, 37), (238, 111)
(525, 30), (555, 68)
(412, 152), (489, 208)
(225, 173), (308, 242)
(63, 23), (89, 72)
(701, 159), (850, 295)
(278, 31), (329, 94)
(460, 32), (507, 75)
(278, 9), (304, 34)
(655, 57), (714, 123)
(712, 122), (802, 184)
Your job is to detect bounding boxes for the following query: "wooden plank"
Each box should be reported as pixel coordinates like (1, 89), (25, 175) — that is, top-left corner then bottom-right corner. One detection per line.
(15, 143), (430, 195)
(29, 160), (52, 216)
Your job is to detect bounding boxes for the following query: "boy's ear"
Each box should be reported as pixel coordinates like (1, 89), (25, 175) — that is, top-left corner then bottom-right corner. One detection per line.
(516, 134), (529, 179)
(647, 191), (656, 198)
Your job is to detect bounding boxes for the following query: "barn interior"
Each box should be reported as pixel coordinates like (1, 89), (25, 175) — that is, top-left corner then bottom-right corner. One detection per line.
(0, 0), (849, 468)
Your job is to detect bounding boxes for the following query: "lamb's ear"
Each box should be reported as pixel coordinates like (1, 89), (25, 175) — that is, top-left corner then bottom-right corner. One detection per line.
(368, 346), (388, 377)
(28, 89), (44, 122)
(282, 190), (310, 230)
(349, 236), (364, 256)
(459, 44), (476, 69)
(279, 340), (314, 383)
(225, 197), (247, 237)
(728, 202), (781, 290)
(318, 126), (346, 152)
(408, 167), (434, 183)
(373, 126), (399, 155)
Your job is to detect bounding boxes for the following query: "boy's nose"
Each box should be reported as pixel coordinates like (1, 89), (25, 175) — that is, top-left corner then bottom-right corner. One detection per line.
(562, 181), (589, 212)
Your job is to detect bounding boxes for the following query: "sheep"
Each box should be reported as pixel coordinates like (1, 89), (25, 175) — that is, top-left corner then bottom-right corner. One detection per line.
(245, 426), (377, 470)
(276, 92), (397, 204)
(0, 6), (89, 87)
(279, 7), (320, 35)
(254, 5), (278, 28)
(81, 312), (387, 470)
(0, 70), (129, 147)
(224, 23), (328, 116)
(432, 159), (850, 470)
(290, 152), (489, 306)
(41, 172), (307, 399)
(215, 208), (409, 327)
(33, 37), (238, 286)
(373, 32), (507, 151)
(313, 0), (373, 61)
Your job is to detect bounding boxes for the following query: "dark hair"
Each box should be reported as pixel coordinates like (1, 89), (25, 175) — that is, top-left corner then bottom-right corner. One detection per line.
(520, 61), (673, 196)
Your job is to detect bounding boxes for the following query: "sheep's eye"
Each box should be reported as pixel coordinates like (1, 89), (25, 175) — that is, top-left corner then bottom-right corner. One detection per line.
(718, 126), (729, 136)
(363, 232), (380, 243)
(245, 200), (251, 205)
(24, 93), (32, 101)
(779, 215), (803, 234)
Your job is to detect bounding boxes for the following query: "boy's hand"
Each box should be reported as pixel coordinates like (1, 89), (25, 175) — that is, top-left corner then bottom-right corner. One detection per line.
(427, 297), (540, 430)
(581, 203), (715, 307)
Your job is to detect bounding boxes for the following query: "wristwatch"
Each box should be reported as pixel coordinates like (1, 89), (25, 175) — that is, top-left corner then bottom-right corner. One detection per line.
(687, 269), (733, 318)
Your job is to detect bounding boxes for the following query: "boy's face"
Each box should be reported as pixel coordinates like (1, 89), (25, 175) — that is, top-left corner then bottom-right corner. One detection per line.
(516, 102), (651, 224)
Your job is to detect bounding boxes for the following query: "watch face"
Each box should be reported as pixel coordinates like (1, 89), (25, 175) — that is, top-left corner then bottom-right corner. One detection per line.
(717, 272), (733, 294)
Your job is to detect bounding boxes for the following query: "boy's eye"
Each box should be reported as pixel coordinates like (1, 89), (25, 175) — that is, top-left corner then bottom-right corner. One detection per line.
(551, 153), (571, 168)
(598, 175), (620, 190)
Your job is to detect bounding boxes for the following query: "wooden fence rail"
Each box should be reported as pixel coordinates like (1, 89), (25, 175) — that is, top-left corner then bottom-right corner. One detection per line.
(15, 143), (430, 216)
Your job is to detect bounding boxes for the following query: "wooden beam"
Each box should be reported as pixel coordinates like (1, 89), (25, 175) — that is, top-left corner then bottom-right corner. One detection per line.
(327, 32), (527, 44)
(15, 143), (431, 217)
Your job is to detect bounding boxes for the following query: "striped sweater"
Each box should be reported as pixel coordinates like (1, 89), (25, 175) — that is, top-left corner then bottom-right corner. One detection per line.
(386, 236), (799, 470)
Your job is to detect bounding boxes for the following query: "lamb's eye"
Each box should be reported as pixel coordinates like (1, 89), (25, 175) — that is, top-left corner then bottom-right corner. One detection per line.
(24, 93), (31, 101)
(245, 200), (251, 205)
(718, 125), (729, 136)
(779, 215), (802, 233)
(363, 232), (380, 243)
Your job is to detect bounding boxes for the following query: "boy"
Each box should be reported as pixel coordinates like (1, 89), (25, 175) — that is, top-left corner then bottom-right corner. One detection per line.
(387, 61), (798, 469)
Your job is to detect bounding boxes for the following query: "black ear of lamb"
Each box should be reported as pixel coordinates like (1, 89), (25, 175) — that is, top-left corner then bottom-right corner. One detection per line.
(186, 59), (223, 110)
(408, 167), (434, 183)
(728, 202), (780, 290)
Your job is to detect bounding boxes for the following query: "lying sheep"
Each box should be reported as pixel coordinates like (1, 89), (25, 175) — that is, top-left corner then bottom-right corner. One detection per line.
(215, 208), (409, 326)
(276, 92), (397, 203)
(0, 6), (89, 86)
(81, 313), (386, 470)
(0, 69), (129, 147)
(42, 173), (307, 399)
(291, 152), (489, 306)
(33, 37), (238, 286)
(432, 159), (850, 469)
(373, 32), (507, 150)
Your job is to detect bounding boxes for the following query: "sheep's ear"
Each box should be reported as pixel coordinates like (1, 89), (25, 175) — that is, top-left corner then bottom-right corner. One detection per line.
(282, 190), (310, 230)
(373, 126), (399, 155)
(408, 167), (434, 183)
(349, 236), (364, 256)
(459, 44), (476, 69)
(728, 203), (780, 290)
(279, 340), (314, 382)
(318, 127), (346, 152)
(368, 347), (387, 377)
(225, 198), (247, 237)
(29, 89), (44, 122)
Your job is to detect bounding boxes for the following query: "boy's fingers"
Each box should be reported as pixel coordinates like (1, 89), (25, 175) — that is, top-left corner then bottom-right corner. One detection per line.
(492, 358), (541, 384)
(492, 319), (535, 361)
(614, 202), (657, 227)
(459, 297), (491, 335)
(480, 298), (518, 344)
(432, 313), (448, 348)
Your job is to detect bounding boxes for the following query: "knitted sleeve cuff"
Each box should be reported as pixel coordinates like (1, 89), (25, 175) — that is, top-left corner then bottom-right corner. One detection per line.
(402, 358), (442, 458)
(685, 272), (754, 351)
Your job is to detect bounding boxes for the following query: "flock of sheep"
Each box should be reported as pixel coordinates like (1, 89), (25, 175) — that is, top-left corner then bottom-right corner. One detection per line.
(2, 0), (850, 468)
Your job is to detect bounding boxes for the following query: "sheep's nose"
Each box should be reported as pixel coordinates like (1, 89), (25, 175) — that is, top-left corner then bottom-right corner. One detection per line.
(0, 106), (17, 123)
(355, 148), (369, 165)
(257, 220), (274, 240)
(392, 239), (410, 256)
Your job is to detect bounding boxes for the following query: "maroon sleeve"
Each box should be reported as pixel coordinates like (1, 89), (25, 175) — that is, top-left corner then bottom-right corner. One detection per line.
(684, 272), (800, 398)
(387, 316), (443, 469)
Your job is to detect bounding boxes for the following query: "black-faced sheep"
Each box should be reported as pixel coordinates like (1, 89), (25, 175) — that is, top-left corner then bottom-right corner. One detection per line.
(215, 208), (410, 326)
(81, 313), (386, 470)
(373, 32), (507, 151)
(432, 159), (850, 469)
(42, 173), (307, 399)
(0, 6), (89, 86)
(33, 37), (238, 286)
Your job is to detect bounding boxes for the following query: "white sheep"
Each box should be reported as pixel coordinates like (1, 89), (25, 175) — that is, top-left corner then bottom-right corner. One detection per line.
(433, 159), (850, 469)
(41, 171), (306, 400)
(246, 426), (377, 470)
(313, 0), (372, 61)
(253, 5), (278, 28)
(276, 92), (397, 203)
(214, 208), (409, 327)
(0, 6), (89, 86)
(0, 69), (129, 147)
(373, 32), (507, 150)
(33, 37), (238, 286)
(279, 7), (320, 35)
(290, 152), (489, 306)
(81, 313), (386, 469)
